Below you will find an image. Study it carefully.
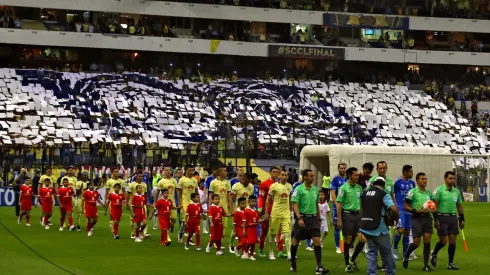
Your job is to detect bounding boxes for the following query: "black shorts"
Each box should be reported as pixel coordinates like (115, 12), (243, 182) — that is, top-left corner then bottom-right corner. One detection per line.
(292, 216), (321, 240)
(411, 215), (433, 237)
(436, 215), (459, 236)
(341, 212), (361, 236)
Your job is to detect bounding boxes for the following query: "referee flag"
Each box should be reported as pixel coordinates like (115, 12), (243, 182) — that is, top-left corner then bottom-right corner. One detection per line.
(461, 229), (468, 252)
(340, 230), (345, 252)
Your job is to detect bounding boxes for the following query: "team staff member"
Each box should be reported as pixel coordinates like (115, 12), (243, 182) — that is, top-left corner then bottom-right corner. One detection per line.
(402, 172), (434, 271)
(357, 162), (374, 190)
(330, 162), (347, 254)
(290, 169), (329, 274)
(265, 169), (292, 260)
(336, 167), (366, 273)
(360, 178), (399, 275)
(321, 174), (331, 202)
(430, 171), (465, 270)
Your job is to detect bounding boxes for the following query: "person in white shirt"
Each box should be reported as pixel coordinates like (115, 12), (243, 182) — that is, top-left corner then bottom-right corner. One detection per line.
(198, 179), (209, 234)
(319, 190), (333, 246)
(151, 186), (159, 230)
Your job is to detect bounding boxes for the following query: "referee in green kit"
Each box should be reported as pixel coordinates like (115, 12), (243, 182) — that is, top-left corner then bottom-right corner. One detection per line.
(430, 171), (465, 270)
(336, 167), (366, 273)
(290, 169), (329, 274)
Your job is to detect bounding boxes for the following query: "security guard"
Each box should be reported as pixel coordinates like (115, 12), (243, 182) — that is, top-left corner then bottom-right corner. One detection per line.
(290, 169), (329, 274)
(336, 167), (366, 273)
(360, 178), (399, 275)
(430, 171), (465, 270)
(402, 172), (435, 271)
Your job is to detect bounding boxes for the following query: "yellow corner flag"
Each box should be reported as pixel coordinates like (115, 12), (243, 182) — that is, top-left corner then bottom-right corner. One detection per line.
(210, 40), (220, 53)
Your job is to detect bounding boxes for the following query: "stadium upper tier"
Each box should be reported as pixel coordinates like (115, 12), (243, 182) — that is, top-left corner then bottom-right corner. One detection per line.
(0, 68), (487, 156)
(3, 0), (490, 33)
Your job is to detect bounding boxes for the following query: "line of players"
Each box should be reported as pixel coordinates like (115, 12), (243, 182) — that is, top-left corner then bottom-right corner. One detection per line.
(329, 161), (465, 273)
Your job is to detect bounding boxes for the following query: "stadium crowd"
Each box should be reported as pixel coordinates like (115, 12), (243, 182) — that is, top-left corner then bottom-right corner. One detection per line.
(10, 160), (466, 274)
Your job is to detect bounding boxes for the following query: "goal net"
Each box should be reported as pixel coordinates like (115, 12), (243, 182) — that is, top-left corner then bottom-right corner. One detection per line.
(299, 145), (489, 202)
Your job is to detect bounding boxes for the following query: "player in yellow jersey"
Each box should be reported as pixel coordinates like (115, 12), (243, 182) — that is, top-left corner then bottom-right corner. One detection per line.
(105, 167), (126, 230)
(156, 165), (177, 243)
(75, 172), (90, 231)
(230, 172), (254, 252)
(265, 169), (293, 260)
(126, 172), (149, 239)
(209, 166), (232, 247)
(61, 166), (78, 187)
(177, 165), (198, 242)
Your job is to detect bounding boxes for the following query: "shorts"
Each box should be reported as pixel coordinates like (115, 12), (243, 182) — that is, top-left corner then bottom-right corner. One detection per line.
(110, 209), (122, 221)
(411, 214), (433, 238)
(42, 201), (53, 213)
(170, 209), (177, 220)
(436, 215), (459, 236)
(292, 216), (321, 241)
(159, 216), (171, 230)
(186, 218), (201, 234)
(133, 213), (147, 223)
(341, 212), (361, 236)
(21, 200), (32, 211)
(270, 217), (291, 235)
(321, 220), (328, 233)
(210, 224), (224, 241)
(85, 206), (98, 219)
(61, 204), (73, 213)
(246, 227), (258, 244)
(396, 213), (412, 230)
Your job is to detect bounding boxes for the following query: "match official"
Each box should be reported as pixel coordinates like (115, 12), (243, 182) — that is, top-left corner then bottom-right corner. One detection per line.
(336, 167), (366, 273)
(290, 169), (329, 274)
(430, 171), (465, 270)
(360, 178), (399, 275)
(402, 172), (434, 271)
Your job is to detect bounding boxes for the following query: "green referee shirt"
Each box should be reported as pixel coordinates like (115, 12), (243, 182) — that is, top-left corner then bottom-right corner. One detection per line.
(368, 175), (394, 194)
(322, 176), (331, 189)
(406, 186), (433, 211)
(336, 182), (362, 211)
(291, 184), (319, 215)
(433, 184), (462, 214)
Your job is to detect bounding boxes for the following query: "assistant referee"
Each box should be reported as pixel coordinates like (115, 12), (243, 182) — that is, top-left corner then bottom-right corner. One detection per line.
(430, 171), (465, 270)
(290, 169), (329, 274)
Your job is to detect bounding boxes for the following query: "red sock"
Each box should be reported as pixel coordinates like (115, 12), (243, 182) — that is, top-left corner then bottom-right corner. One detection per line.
(19, 213), (24, 221)
(60, 217), (65, 225)
(140, 224), (147, 234)
(26, 214), (30, 223)
(259, 231), (267, 250)
(135, 228), (140, 238)
(209, 240), (214, 248)
(160, 229), (165, 243)
(163, 230), (168, 243)
(44, 216), (49, 225)
(68, 217), (73, 226)
(91, 220), (97, 229)
(186, 233), (192, 245)
(114, 223), (119, 235)
(216, 240), (222, 251)
(87, 221), (92, 231)
(196, 234), (201, 247)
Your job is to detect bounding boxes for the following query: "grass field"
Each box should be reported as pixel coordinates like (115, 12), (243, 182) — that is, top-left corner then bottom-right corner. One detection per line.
(0, 203), (488, 275)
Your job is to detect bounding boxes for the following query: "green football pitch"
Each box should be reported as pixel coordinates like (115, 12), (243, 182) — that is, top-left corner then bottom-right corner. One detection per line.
(0, 203), (488, 275)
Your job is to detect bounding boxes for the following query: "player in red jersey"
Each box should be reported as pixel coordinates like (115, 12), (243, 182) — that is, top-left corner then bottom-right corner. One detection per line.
(243, 195), (263, 260)
(233, 197), (247, 257)
(104, 183), (125, 239)
(18, 177), (34, 226)
(57, 178), (75, 231)
(151, 188), (173, 246)
(82, 181), (103, 237)
(207, 194), (227, 255)
(38, 178), (54, 230)
(184, 193), (203, 250)
(257, 166), (280, 257)
(131, 184), (150, 243)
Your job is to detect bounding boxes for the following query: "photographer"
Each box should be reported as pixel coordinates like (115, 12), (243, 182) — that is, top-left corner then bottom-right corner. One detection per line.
(360, 178), (399, 275)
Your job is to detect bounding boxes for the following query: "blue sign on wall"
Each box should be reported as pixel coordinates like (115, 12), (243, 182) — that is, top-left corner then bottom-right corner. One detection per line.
(0, 187), (16, 206)
(479, 185), (488, 202)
